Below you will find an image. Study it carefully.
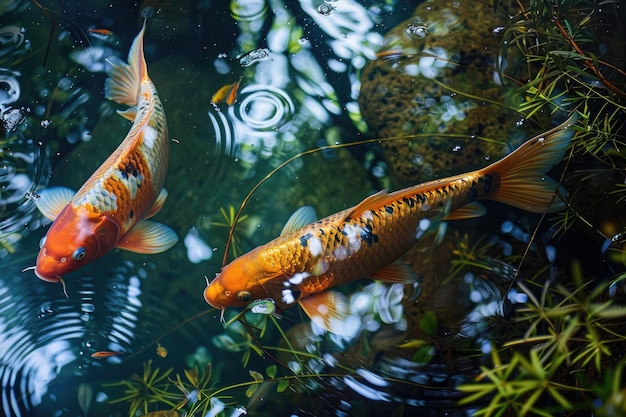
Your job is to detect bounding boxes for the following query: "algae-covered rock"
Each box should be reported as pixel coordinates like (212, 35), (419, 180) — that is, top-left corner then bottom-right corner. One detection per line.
(359, 0), (544, 185)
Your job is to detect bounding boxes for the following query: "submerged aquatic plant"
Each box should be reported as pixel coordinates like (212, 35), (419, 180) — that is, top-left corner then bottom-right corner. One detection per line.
(454, 0), (626, 415)
(458, 272), (626, 416)
(211, 205), (250, 262)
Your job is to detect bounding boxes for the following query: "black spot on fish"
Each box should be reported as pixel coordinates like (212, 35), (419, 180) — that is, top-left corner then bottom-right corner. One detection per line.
(299, 233), (313, 247)
(319, 229), (325, 236)
(385, 206), (393, 214)
(360, 224), (378, 247)
(468, 182), (478, 201)
(129, 210), (134, 219)
(483, 174), (494, 194)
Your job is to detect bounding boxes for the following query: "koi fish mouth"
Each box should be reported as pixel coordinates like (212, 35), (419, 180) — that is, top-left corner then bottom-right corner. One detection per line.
(35, 270), (62, 283)
(22, 265), (61, 283)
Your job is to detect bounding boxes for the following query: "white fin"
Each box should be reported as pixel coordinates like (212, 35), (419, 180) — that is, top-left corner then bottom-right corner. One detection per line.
(116, 220), (178, 254)
(35, 187), (76, 220)
(280, 206), (317, 236)
(104, 22), (147, 106)
(144, 189), (168, 219)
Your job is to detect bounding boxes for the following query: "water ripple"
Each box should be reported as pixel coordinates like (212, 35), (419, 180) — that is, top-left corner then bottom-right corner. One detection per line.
(230, 84), (295, 131)
(0, 254), (164, 416)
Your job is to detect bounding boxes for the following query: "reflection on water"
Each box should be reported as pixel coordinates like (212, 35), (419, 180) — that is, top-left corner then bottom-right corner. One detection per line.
(1, 0), (623, 416)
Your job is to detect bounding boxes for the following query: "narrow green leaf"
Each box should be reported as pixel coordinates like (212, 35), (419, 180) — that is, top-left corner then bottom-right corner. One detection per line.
(396, 339), (428, 349)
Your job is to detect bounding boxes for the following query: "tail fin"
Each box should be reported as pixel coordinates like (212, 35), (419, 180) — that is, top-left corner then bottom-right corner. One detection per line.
(485, 114), (578, 213)
(104, 22), (147, 106)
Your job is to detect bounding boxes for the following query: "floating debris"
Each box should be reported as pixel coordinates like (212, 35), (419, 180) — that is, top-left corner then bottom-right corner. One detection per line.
(156, 342), (168, 358)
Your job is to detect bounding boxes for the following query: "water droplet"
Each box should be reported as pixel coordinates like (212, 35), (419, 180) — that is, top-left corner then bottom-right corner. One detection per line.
(411, 154), (424, 165)
(452, 145), (462, 152)
(40, 119), (52, 128)
(492, 26), (505, 35)
(406, 21), (428, 39)
(317, 3), (335, 15)
(239, 48), (270, 67)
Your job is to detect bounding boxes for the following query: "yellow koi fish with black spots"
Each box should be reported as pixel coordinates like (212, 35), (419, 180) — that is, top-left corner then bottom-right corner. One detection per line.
(27, 21), (177, 288)
(204, 115), (577, 335)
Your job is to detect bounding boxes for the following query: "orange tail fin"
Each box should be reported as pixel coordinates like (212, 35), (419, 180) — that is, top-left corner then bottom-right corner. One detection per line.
(484, 114), (578, 213)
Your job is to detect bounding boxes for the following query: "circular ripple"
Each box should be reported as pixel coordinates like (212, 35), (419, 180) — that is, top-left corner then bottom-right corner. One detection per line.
(231, 84), (295, 131)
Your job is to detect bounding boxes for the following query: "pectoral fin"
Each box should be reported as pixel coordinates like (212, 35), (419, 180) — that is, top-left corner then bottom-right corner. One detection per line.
(144, 189), (168, 219)
(371, 261), (418, 283)
(443, 202), (486, 220)
(35, 187), (76, 220)
(116, 220), (178, 254)
(298, 291), (359, 336)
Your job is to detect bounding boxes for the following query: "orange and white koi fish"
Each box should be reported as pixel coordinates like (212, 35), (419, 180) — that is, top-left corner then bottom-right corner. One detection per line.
(27, 22), (177, 286)
(204, 115), (578, 334)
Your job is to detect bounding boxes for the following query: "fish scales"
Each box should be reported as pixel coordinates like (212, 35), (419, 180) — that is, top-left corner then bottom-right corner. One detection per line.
(75, 77), (167, 229)
(255, 171), (497, 309)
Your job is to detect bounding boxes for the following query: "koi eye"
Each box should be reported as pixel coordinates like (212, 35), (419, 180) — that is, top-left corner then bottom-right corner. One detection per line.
(72, 247), (87, 261)
(237, 291), (252, 302)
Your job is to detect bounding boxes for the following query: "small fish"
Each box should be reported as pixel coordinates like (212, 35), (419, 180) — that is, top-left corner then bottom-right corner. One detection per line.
(204, 115), (578, 335)
(211, 76), (243, 106)
(91, 351), (123, 359)
(26, 21), (178, 286)
(156, 342), (167, 358)
(87, 28), (113, 39)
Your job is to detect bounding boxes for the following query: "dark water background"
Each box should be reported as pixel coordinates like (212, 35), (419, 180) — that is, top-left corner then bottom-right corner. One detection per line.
(1, 0), (623, 416)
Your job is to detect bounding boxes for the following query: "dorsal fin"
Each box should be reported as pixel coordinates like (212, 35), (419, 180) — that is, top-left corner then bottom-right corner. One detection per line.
(280, 206), (317, 235)
(343, 189), (390, 221)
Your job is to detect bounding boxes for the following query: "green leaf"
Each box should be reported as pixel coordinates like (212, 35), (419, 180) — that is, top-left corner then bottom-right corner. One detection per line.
(245, 383), (259, 398)
(419, 311), (438, 336)
(411, 345), (435, 363)
(266, 364), (277, 379)
(277, 379), (290, 393)
(249, 370), (264, 382)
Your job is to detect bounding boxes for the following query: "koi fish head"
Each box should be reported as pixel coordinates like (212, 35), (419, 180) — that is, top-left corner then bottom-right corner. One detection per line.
(35, 205), (120, 282)
(203, 250), (275, 311)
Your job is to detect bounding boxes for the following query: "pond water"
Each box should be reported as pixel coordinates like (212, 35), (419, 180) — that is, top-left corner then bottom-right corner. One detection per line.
(1, 0), (625, 417)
